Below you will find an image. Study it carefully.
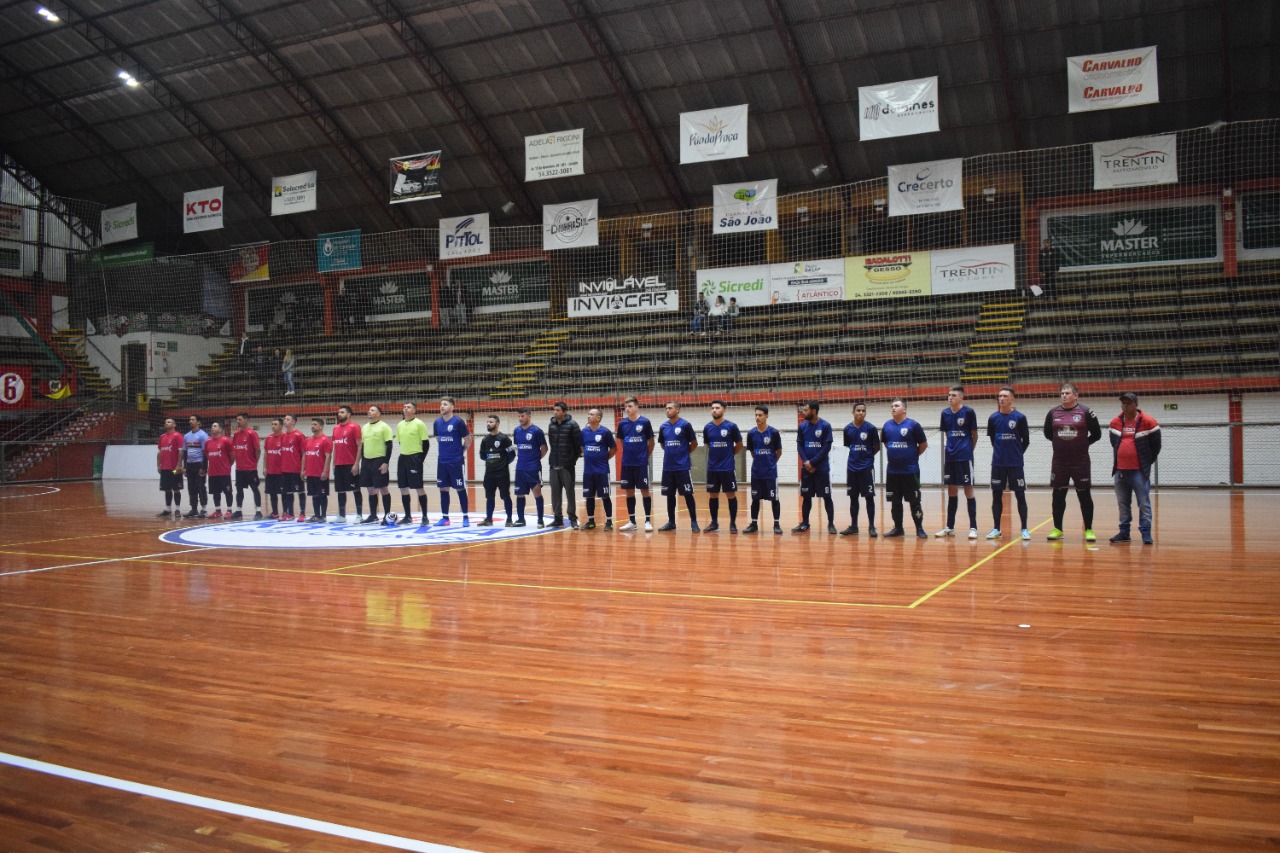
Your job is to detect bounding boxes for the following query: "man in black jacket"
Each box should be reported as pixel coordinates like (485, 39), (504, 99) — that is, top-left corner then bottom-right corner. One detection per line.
(547, 401), (582, 528)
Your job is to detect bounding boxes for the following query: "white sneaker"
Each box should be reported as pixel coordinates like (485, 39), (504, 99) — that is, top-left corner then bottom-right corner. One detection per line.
(1021, 529), (1031, 540)
(643, 520), (653, 532)
(619, 521), (637, 531)
(335, 515), (348, 524)
(935, 527), (954, 537)
(968, 528), (979, 539)
(986, 529), (1001, 539)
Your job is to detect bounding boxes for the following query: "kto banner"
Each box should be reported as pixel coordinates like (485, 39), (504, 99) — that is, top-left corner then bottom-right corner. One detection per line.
(183, 186), (223, 233)
(680, 104), (749, 163)
(1092, 134), (1178, 189)
(1068, 46), (1159, 113)
(712, 179), (778, 234)
(525, 128), (585, 182)
(888, 158), (963, 217)
(858, 77), (939, 140)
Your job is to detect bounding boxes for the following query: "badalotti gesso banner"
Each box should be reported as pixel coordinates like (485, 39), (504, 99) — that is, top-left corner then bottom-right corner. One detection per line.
(1044, 203), (1220, 270)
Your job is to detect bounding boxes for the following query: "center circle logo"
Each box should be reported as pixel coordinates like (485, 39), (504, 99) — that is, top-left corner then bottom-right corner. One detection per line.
(551, 208), (586, 243)
(159, 513), (562, 549)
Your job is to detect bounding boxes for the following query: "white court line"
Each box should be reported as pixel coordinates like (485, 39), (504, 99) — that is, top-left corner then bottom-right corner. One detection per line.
(0, 547), (212, 577)
(0, 751), (479, 853)
(0, 485), (61, 499)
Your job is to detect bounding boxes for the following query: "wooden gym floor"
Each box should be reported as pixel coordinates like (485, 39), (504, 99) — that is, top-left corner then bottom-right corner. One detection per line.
(1, 480), (1278, 852)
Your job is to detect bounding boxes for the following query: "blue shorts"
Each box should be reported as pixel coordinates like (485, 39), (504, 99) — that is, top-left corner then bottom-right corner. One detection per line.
(514, 468), (541, 496)
(582, 472), (611, 497)
(750, 478), (777, 502)
(437, 461), (465, 490)
(661, 470), (694, 496)
(619, 464), (650, 491)
(846, 467), (875, 497)
(799, 468), (831, 498)
(990, 465), (1026, 491)
(943, 460), (974, 487)
(705, 470), (737, 493)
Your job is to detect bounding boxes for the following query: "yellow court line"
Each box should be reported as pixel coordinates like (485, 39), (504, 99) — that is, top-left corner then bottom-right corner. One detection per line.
(0, 503), (100, 515)
(907, 518), (1053, 608)
(4, 526), (171, 548)
(325, 534), (562, 573)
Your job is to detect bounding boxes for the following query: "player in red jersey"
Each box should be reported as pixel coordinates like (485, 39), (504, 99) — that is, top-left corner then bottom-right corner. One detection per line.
(304, 417), (334, 522)
(331, 405), (363, 524)
(156, 417), (185, 517)
(279, 414), (307, 521)
(231, 412), (262, 520)
(204, 422), (235, 519)
(263, 418), (284, 519)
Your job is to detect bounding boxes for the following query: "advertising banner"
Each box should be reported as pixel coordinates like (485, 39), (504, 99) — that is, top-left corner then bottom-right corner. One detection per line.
(680, 104), (749, 163)
(888, 158), (963, 217)
(0, 204), (22, 239)
(712, 179), (778, 234)
(228, 243), (269, 283)
(1238, 193), (1280, 260)
(0, 366), (31, 409)
(525, 128), (585, 182)
(95, 243), (154, 268)
(768, 259), (845, 304)
(341, 272), (432, 322)
(271, 170), (317, 216)
(568, 273), (679, 318)
(439, 213), (491, 260)
(389, 151), (442, 204)
(1068, 46), (1159, 112)
(845, 252), (931, 300)
(1092, 134), (1178, 189)
(447, 260), (551, 313)
(929, 245), (1017, 295)
(1045, 204), (1220, 269)
(245, 283), (324, 333)
(543, 199), (599, 251)
(100, 203), (138, 244)
(858, 76), (939, 140)
(183, 186), (224, 233)
(317, 230), (362, 272)
(696, 264), (770, 307)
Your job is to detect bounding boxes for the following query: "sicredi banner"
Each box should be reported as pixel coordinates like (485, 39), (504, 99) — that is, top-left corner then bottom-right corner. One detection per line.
(317, 230), (361, 272)
(845, 252), (931, 300)
(695, 265), (770, 307)
(543, 199), (599, 250)
(680, 104), (749, 163)
(183, 186), (224, 233)
(271, 170), (317, 216)
(439, 212), (490, 259)
(1092, 134), (1178, 189)
(888, 158), (963, 217)
(858, 77), (939, 140)
(1044, 203), (1220, 269)
(568, 274), (679, 318)
(447, 260), (551, 313)
(712, 179), (778, 234)
(100, 203), (137, 245)
(525, 128), (585, 182)
(1068, 46), (1159, 112)
(929, 245), (1016, 295)
(768, 259), (845, 303)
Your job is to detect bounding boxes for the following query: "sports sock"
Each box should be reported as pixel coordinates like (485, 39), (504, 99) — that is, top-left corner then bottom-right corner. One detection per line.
(967, 497), (978, 529)
(586, 495), (595, 519)
(823, 496), (835, 526)
(772, 499), (782, 522)
(947, 495), (958, 528)
(801, 496), (812, 524)
(727, 497), (737, 526)
(283, 494), (294, 515)
(642, 495), (652, 520)
(536, 496), (545, 521)
(381, 493), (391, 515)
(402, 495), (412, 517)
(486, 494), (496, 519)
(502, 492), (512, 518)
(626, 495), (636, 521)
(992, 491), (1004, 527)
(709, 498), (719, 524)
(750, 498), (760, 521)
(683, 493), (698, 524)
(1016, 490), (1029, 529)
(418, 494), (429, 518)
(1078, 488), (1094, 529)
(1051, 488), (1067, 528)
(338, 493), (347, 516)
(602, 496), (612, 520)
(666, 494), (677, 522)
(516, 496), (526, 521)
(457, 490), (468, 515)
(270, 494), (279, 515)
(353, 492), (362, 515)
(440, 491), (451, 516)
(864, 497), (875, 525)
(849, 497), (859, 525)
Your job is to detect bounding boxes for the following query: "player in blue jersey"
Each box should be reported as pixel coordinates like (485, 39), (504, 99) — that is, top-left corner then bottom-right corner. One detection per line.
(841, 401), (882, 537)
(617, 396), (655, 532)
(937, 386), (980, 539)
(702, 400), (743, 533)
(579, 407), (617, 530)
(742, 405), (783, 534)
(657, 401), (699, 532)
(513, 407), (548, 527)
(794, 401), (836, 533)
(987, 386), (1032, 540)
(882, 398), (929, 539)
(434, 397), (472, 527)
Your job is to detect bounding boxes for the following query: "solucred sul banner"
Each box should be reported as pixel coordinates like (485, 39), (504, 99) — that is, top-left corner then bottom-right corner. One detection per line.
(271, 170), (317, 216)
(568, 274), (679, 318)
(183, 186), (223, 233)
(1068, 46), (1159, 113)
(1092, 134), (1178, 189)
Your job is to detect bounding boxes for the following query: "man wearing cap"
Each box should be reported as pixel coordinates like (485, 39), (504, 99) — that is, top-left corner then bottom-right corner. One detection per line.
(1109, 392), (1161, 545)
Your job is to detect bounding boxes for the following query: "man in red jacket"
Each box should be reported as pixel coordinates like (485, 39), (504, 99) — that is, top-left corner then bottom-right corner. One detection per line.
(1109, 392), (1161, 545)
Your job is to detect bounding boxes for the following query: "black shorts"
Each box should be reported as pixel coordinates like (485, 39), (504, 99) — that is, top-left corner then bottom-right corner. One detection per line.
(705, 470), (737, 493)
(582, 472), (611, 497)
(265, 473), (284, 495)
(750, 478), (777, 501)
(661, 470), (694, 496)
(235, 469), (260, 490)
(281, 472), (303, 493)
(943, 460), (974, 487)
(184, 464), (206, 487)
(397, 453), (425, 490)
(846, 468), (875, 497)
(619, 464), (650, 491)
(360, 459), (390, 489)
(483, 469), (511, 493)
(799, 468), (831, 498)
(208, 474), (232, 494)
(1050, 465), (1091, 488)
(990, 465), (1026, 491)
(886, 472), (921, 501)
(159, 470), (183, 491)
(306, 476), (331, 497)
(333, 464), (357, 492)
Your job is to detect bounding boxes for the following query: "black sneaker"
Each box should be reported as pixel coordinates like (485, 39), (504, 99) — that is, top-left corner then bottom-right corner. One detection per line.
(868, 525), (878, 538)
(307, 515), (321, 523)
(362, 514), (378, 524)
(397, 516), (414, 525)
(1110, 532), (1131, 543)
(827, 523), (837, 534)
(505, 519), (515, 527)
(514, 519), (526, 527)
(550, 516), (564, 529)
(569, 518), (579, 529)
(916, 528), (928, 539)
(157, 509), (172, 517)
(884, 527), (905, 538)
(604, 520), (613, 531)
(704, 522), (720, 533)
(773, 522), (783, 535)
(253, 511), (263, 520)
(197, 509), (208, 518)
(230, 510), (243, 520)
(690, 521), (700, 533)
(729, 524), (738, 534)
(583, 519), (596, 530)
(742, 521), (759, 534)
(791, 523), (810, 533)
(183, 509), (198, 518)
(537, 520), (545, 529)
(658, 521), (677, 531)
(478, 518), (493, 527)
(840, 525), (859, 536)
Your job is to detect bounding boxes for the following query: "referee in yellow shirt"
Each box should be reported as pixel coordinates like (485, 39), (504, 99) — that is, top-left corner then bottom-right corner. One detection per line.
(395, 402), (431, 526)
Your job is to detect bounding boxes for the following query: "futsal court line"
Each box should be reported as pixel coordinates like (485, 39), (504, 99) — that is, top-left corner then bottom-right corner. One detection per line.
(4, 525), (179, 548)
(0, 751), (476, 853)
(0, 548), (212, 577)
(907, 518), (1054, 608)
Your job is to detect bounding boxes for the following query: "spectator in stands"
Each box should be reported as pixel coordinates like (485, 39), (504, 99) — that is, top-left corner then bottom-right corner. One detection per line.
(546, 401), (582, 528)
(725, 297), (740, 332)
(238, 332), (252, 372)
(709, 295), (728, 334)
(281, 347), (296, 396)
(1110, 392), (1161, 545)
(1037, 238), (1061, 299)
(690, 293), (710, 334)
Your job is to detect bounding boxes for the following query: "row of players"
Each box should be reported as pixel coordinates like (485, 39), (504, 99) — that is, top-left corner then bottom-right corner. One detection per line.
(157, 384), (1161, 542)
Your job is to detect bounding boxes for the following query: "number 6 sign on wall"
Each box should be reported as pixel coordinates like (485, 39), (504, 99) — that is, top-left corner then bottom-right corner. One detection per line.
(0, 366), (31, 409)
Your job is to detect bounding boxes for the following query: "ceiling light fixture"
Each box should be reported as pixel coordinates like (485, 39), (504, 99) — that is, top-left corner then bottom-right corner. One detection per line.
(117, 70), (140, 87)
(36, 6), (60, 22)
(500, 201), (516, 215)
(810, 163), (828, 179)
